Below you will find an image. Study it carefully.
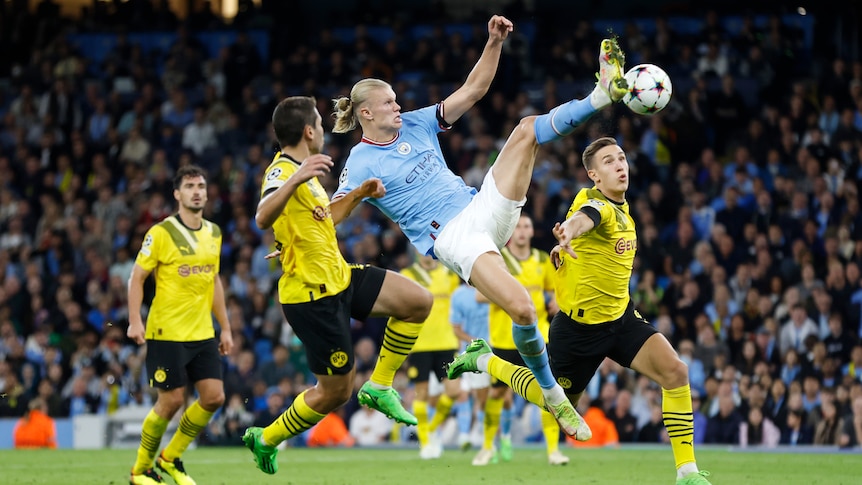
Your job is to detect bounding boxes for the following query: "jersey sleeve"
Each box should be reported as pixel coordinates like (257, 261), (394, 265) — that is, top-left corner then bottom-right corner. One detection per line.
(260, 160), (297, 198)
(570, 194), (613, 231)
(408, 104), (451, 138)
(334, 151), (376, 200)
(135, 226), (165, 271)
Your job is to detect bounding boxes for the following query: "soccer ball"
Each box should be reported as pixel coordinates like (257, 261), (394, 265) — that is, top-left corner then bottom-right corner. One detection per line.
(622, 64), (672, 115)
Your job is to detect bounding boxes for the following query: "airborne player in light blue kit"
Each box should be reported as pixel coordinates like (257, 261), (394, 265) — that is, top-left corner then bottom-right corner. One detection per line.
(332, 14), (629, 440)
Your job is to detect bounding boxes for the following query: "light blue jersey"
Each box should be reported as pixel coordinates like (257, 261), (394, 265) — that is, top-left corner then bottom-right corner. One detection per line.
(450, 284), (489, 350)
(334, 104), (477, 256)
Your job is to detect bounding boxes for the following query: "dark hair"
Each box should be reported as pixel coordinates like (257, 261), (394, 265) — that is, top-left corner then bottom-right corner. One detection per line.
(272, 96), (318, 148)
(581, 136), (618, 169)
(173, 164), (207, 190)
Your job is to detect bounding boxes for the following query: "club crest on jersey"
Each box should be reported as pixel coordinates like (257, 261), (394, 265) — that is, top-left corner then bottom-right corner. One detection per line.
(397, 142), (412, 155)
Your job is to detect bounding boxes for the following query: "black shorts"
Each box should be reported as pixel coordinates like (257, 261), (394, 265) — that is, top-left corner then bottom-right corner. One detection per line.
(146, 338), (223, 390)
(548, 300), (658, 394)
(490, 348), (524, 388)
(281, 264), (386, 376)
(408, 349), (458, 384)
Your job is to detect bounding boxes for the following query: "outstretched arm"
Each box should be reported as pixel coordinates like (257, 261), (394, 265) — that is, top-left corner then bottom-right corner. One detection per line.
(256, 154), (333, 229)
(551, 211), (597, 264)
(440, 15), (513, 125)
(330, 178), (385, 226)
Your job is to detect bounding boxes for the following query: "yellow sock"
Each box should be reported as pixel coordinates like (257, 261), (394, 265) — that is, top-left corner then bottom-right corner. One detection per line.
(541, 408), (560, 454)
(413, 399), (429, 446)
(370, 319), (422, 386)
(483, 397), (503, 450)
(429, 394), (454, 432)
(262, 390), (326, 446)
(132, 409), (169, 474)
(162, 400), (213, 462)
(487, 355), (545, 407)
(662, 384), (697, 469)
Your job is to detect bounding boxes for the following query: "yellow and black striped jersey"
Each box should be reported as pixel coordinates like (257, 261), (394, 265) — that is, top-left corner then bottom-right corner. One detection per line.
(135, 215), (222, 342)
(262, 152), (351, 304)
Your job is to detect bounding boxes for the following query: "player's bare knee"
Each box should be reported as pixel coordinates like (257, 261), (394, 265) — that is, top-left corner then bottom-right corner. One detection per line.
(515, 116), (538, 139)
(509, 299), (537, 325)
(661, 358), (689, 389)
(158, 392), (185, 414)
(410, 290), (433, 322)
(201, 390), (225, 411)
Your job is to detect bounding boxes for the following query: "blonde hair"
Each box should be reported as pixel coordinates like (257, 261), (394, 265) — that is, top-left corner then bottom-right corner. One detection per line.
(332, 78), (391, 133)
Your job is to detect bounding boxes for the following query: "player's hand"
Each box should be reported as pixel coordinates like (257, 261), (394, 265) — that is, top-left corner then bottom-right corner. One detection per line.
(295, 154), (333, 183)
(552, 222), (578, 260)
(219, 330), (234, 356)
(487, 15), (513, 43)
(360, 178), (386, 198)
(264, 249), (281, 260)
(127, 321), (146, 345)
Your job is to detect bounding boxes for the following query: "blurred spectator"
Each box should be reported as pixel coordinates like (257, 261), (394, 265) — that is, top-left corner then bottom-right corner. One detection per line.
(779, 304), (819, 356)
(813, 399), (844, 446)
(307, 409), (355, 448)
(349, 406), (394, 446)
(705, 394), (742, 443)
(610, 389), (638, 442)
(13, 398), (56, 449)
(257, 344), (295, 388)
(780, 409), (813, 445)
(839, 396), (862, 448)
(739, 406), (780, 447)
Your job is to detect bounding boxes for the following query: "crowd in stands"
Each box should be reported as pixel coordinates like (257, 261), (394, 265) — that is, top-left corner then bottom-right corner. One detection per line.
(1, 1), (862, 450)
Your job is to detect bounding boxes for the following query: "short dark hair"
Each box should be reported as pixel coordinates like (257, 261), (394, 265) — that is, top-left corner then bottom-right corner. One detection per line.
(272, 96), (318, 148)
(173, 164), (207, 190)
(581, 136), (618, 169)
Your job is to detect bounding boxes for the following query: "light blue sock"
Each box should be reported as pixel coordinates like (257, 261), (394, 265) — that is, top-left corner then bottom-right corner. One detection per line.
(512, 322), (556, 389)
(455, 400), (473, 435)
(534, 97), (598, 144)
(500, 407), (513, 436)
(477, 410), (485, 430)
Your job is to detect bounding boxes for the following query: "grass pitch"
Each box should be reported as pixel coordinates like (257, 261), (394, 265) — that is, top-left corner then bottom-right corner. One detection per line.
(1, 445), (860, 484)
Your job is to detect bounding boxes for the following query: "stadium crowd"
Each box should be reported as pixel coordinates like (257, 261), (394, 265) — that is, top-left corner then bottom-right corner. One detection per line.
(1, 0), (862, 450)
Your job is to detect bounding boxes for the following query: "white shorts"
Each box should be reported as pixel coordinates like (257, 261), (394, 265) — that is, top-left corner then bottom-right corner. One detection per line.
(427, 371), (444, 397)
(433, 169), (525, 282)
(460, 371), (492, 391)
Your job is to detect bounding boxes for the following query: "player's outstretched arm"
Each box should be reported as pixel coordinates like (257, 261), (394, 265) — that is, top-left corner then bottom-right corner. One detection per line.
(552, 211), (596, 260)
(330, 178), (385, 226)
(439, 15), (513, 125)
(256, 154), (333, 229)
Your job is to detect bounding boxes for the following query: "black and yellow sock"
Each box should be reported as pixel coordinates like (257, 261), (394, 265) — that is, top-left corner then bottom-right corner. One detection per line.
(413, 399), (430, 446)
(540, 409), (560, 454)
(487, 356), (545, 408)
(483, 397), (504, 450)
(262, 390), (326, 446)
(132, 409), (169, 474)
(429, 394), (454, 433)
(162, 400), (213, 462)
(662, 384), (696, 469)
(370, 319), (422, 387)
